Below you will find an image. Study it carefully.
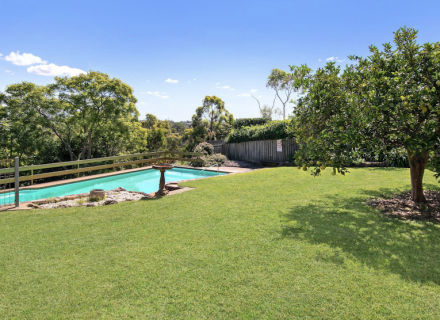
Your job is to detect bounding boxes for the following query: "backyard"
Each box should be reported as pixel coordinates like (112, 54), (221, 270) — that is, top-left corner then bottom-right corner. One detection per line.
(1, 167), (440, 319)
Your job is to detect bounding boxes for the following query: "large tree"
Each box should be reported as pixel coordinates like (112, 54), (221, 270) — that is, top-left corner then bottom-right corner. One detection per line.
(51, 71), (139, 160)
(266, 66), (310, 120)
(293, 27), (440, 203)
(1, 71), (142, 162)
(201, 96), (226, 134)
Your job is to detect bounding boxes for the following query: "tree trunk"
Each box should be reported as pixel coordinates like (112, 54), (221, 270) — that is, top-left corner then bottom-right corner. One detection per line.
(407, 150), (429, 203)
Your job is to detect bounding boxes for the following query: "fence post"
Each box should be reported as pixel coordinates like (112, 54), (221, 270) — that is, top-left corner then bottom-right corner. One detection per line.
(14, 157), (19, 208)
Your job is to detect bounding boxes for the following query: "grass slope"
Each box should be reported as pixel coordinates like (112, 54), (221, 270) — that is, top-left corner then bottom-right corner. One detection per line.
(1, 168), (440, 319)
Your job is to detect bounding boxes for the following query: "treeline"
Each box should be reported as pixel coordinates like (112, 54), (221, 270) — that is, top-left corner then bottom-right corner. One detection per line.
(0, 71), (148, 166)
(0, 73), (238, 165)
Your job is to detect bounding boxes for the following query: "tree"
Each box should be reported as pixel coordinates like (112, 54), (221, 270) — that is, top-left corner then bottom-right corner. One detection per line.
(201, 96), (225, 134)
(293, 27), (440, 203)
(1, 72), (143, 163)
(143, 113), (158, 129)
(251, 92), (276, 120)
(51, 71), (139, 160)
(185, 107), (208, 150)
(166, 133), (182, 151)
(266, 66), (310, 120)
(146, 125), (167, 151)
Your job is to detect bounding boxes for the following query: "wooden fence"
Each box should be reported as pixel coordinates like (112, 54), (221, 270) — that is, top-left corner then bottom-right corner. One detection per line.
(0, 151), (203, 187)
(216, 139), (298, 163)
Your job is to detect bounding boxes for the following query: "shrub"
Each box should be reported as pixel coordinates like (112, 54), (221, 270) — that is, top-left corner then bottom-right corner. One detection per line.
(203, 153), (228, 167)
(193, 142), (214, 156)
(191, 143), (227, 167)
(225, 120), (292, 143)
(233, 118), (270, 129)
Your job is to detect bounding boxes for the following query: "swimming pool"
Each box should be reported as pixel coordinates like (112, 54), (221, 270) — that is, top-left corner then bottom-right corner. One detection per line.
(0, 167), (226, 204)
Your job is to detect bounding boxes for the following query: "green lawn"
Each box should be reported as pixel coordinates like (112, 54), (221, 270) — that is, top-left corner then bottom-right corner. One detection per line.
(1, 168), (440, 319)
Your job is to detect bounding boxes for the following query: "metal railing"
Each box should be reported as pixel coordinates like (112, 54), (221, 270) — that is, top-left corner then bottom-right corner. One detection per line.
(198, 163), (220, 176)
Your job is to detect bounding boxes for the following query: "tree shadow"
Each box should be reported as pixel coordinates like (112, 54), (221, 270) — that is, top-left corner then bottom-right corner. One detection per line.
(280, 187), (440, 285)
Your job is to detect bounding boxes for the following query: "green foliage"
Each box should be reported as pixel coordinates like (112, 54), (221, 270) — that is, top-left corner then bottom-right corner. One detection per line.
(193, 142), (214, 156)
(233, 118), (269, 129)
(266, 65), (311, 119)
(142, 114), (158, 129)
(191, 142), (227, 167)
(146, 125), (167, 151)
(225, 120), (291, 143)
(0, 71), (144, 164)
(203, 153), (228, 167)
(166, 133), (182, 151)
(292, 27), (440, 202)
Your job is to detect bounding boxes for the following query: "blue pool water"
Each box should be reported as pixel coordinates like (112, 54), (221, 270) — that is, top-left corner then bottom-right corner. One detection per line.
(0, 167), (226, 204)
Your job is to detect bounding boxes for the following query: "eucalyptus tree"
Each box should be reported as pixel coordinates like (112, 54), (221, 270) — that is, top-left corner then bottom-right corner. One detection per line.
(293, 27), (440, 203)
(52, 71), (139, 160)
(201, 95), (226, 133)
(0, 83), (67, 163)
(266, 66), (311, 120)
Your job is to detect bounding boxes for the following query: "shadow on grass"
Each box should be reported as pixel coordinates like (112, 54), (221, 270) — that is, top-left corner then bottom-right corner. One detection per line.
(281, 187), (440, 285)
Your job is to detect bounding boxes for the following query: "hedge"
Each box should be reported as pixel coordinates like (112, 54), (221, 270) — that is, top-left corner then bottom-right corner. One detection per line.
(233, 118), (270, 129)
(225, 120), (292, 143)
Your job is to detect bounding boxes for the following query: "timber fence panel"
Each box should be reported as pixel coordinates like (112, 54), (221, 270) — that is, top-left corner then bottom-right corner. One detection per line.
(220, 139), (298, 164)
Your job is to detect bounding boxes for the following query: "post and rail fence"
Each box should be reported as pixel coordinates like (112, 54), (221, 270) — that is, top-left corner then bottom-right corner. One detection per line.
(0, 151), (203, 207)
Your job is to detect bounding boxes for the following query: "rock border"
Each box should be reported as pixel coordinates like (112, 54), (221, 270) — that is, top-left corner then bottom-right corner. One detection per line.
(27, 183), (183, 210)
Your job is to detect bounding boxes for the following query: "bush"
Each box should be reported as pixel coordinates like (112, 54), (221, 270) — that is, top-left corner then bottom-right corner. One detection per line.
(233, 118), (270, 129)
(192, 143), (227, 167)
(193, 142), (214, 156)
(204, 153), (228, 167)
(225, 120), (292, 143)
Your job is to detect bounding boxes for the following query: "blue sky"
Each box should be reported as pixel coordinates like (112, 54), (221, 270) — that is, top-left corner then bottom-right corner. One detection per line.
(1, 0), (440, 121)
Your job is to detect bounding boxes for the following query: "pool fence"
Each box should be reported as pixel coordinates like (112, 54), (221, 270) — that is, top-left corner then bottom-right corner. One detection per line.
(0, 152), (204, 207)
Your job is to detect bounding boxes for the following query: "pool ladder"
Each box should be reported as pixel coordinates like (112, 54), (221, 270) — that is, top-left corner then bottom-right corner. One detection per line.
(198, 163), (219, 176)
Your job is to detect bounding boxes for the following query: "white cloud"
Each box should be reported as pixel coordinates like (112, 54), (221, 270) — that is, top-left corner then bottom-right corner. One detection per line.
(226, 104), (233, 107)
(146, 91), (169, 99)
(193, 78), (196, 81)
(165, 78), (178, 83)
(221, 85), (230, 89)
(250, 89), (257, 93)
(146, 80), (150, 83)
(5, 70), (15, 75)
(230, 88), (235, 91)
(5, 51), (47, 66)
(138, 101), (147, 105)
(318, 59), (321, 62)
(27, 63), (86, 77)
(216, 82), (220, 85)
(235, 93), (251, 97)
(325, 56), (345, 63)
(258, 95), (263, 98)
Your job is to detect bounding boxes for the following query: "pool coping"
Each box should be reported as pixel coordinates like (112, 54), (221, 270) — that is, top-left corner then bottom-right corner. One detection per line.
(2, 165), (253, 211)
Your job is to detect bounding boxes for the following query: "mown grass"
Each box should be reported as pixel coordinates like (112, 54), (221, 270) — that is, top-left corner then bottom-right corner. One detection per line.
(1, 167), (440, 319)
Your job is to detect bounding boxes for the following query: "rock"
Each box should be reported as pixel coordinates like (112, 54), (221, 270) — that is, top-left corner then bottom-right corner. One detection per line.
(103, 199), (118, 205)
(27, 203), (41, 209)
(90, 189), (105, 200)
(112, 187), (126, 192)
(35, 199), (50, 205)
(86, 203), (97, 207)
(165, 183), (180, 191)
(64, 195), (77, 200)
